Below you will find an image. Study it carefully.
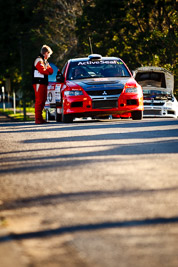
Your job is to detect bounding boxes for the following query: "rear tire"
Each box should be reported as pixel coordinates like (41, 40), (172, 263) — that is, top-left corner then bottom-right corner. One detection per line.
(46, 110), (55, 121)
(55, 108), (62, 122)
(132, 110), (143, 120)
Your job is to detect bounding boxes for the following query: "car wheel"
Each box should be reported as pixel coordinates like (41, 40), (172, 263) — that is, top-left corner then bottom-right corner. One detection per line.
(46, 110), (55, 121)
(55, 108), (62, 122)
(61, 100), (73, 123)
(132, 110), (143, 120)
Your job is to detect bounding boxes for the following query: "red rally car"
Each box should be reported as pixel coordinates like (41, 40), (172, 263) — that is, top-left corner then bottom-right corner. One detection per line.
(45, 54), (143, 122)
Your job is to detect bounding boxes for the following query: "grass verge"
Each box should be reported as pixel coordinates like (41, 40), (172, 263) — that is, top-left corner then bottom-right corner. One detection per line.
(0, 108), (45, 121)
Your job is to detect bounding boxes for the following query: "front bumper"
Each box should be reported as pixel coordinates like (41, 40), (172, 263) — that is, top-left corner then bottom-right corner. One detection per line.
(62, 93), (143, 118)
(143, 105), (177, 118)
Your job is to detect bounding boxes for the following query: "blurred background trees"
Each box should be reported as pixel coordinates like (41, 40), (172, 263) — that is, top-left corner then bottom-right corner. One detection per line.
(76, 0), (177, 70)
(0, 0), (177, 105)
(0, 0), (84, 103)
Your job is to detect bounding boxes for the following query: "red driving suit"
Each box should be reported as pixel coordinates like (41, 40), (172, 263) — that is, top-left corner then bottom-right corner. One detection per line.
(32, 54), (53, 124)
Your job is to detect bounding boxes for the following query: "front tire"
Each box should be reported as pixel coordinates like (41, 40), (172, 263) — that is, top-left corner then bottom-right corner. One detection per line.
(61, 100), (73, 123)
(62, 113), (73, 123)
(132, 110), (143, 120)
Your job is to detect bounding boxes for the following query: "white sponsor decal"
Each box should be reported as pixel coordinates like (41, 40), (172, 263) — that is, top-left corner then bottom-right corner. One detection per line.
(55, 91), (61, 101)
(78, 60), (119, 66)
(93, 78), (109, 81)
(55, 84), (61, 91)
(34, 70), (44, 78)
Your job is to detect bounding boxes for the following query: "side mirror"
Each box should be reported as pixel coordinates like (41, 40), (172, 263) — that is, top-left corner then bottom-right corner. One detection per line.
(56, 70), (64, 83)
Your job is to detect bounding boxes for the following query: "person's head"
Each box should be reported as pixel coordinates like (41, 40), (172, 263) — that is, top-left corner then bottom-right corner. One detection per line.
(41, 45), (53, 59)
(74, 67), (83, 77)
(112, 66), (123, 77)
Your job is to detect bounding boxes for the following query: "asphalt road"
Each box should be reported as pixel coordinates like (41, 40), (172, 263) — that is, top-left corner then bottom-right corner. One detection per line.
(0, 118), (178, 267)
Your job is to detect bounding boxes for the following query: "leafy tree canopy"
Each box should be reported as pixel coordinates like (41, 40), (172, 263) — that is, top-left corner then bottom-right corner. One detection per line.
(0, 0), (84, 100)
(0, 0), (177, 101)
(76, 0), (177, 77)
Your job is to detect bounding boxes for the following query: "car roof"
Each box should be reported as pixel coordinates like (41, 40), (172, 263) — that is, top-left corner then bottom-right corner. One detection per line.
(68, 54), (121, 63)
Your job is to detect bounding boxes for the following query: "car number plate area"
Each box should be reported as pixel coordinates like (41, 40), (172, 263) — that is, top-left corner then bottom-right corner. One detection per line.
(92, 100), (118, 109)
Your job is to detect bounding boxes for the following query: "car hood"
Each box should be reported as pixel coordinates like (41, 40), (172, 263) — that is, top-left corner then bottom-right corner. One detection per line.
(66, 77), (133, 91)
(134, 66), (174, 94)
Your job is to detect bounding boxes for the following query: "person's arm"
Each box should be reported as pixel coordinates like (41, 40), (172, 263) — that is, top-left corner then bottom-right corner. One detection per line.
(34, 58), (53, 75)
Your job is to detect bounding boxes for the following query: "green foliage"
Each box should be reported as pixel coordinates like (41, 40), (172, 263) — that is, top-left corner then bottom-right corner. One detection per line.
(0, 0), (83, 101)
(76, 0), (177, 89)
(0, 0), (177, 103)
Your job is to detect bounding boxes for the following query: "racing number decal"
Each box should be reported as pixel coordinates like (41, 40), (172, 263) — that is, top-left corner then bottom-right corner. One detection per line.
(48, 92), (53, 102)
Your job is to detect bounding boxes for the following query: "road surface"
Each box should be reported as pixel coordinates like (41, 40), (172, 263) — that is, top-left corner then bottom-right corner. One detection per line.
(0, 118), (178, 267)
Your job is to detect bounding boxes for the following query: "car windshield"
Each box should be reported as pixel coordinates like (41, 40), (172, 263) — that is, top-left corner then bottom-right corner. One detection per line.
(67, 59), (131, 80)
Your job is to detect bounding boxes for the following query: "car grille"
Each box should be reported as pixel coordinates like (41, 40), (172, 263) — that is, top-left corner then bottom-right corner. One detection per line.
(144, 102), (164, 106)
(85, 85), (123, 109)
(92, 100), (118, 109)
(87, 89), (123, 96)
(143, 110), (161, 115)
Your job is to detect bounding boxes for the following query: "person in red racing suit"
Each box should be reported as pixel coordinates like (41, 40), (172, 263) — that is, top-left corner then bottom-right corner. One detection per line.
(32, 45), (53, 124)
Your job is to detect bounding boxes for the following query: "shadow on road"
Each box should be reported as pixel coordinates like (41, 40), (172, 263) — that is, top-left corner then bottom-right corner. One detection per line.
(0, 138), (178, 175)
(21, 129), (178, 143)
(1, 187), (178, 211)
(0, 119), (178, 134)
(0, 216), (178, 242)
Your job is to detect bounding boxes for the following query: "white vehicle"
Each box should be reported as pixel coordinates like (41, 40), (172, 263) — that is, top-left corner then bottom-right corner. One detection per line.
(134, 66), (178, 118)
(45, 63), (60, 120)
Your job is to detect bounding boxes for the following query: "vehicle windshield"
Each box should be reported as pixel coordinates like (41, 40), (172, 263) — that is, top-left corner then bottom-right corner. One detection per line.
(67, 59), (131, 80)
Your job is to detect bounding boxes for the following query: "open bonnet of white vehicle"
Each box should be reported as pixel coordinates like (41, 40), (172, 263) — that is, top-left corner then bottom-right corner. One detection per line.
(133, 66), (174, 93)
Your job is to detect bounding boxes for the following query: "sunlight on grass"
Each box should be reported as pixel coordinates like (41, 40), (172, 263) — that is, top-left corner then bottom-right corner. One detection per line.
(0, 108), (46, 121)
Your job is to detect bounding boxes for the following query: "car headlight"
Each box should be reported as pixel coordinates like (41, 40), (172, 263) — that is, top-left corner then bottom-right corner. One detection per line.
(125, 87), (139, 93)
(165, 101), (173, 107)
(64, 90), (84, 96)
